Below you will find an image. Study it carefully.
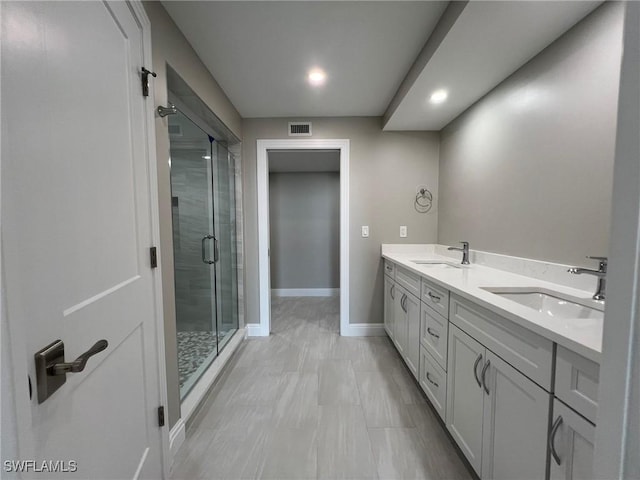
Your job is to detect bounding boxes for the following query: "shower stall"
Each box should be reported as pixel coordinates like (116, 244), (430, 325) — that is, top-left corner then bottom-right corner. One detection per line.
(167, 108), (239, 399)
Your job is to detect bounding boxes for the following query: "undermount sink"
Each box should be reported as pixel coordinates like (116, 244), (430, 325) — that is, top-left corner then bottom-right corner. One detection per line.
(411, 260), (462, 269)
(481, 287), (604, 321)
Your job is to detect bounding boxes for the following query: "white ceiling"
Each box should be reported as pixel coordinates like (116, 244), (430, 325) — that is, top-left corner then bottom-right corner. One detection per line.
(163, 1), (603, 130)
(384, 1), (602, 130)
(268, 150), (340, 173)
(162, 1), (448, 117)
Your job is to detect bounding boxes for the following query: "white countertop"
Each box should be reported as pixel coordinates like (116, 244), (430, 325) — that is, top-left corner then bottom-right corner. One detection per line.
(382, 249), (603, 363)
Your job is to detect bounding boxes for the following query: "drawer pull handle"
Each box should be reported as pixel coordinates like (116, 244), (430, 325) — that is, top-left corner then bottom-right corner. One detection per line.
(390, 284), (395, 300)
(426, 372), (439, 388)
(427, 327), (440, 339)
(427, 292), (441, 302)
(473, 354), (483, 388)
(549, 415), (563, 465)
(481, 360), (491, 394)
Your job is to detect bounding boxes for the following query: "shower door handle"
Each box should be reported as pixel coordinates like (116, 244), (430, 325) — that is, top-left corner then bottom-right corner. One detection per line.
(201, 235), (215, 264)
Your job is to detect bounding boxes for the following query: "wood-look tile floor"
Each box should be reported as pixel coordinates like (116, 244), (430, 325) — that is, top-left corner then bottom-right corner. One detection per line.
(171, 297), (473, 480)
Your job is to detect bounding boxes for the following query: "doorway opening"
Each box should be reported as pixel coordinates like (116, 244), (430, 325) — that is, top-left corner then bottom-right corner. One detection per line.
(268, 150), (340, 332)
(256, 139), (350, 336)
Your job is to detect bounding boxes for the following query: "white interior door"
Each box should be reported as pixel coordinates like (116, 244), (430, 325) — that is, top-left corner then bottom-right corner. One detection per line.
(2, 2), (165, 478)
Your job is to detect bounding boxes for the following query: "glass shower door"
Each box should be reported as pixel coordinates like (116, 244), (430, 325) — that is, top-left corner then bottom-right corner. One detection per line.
(168, 111), (218, 399)
(212, 142), (239, 350)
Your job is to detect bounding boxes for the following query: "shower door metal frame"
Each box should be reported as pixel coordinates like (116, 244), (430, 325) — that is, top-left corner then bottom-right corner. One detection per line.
(167, 106), (219, 401)
(167, 96), (240, 387)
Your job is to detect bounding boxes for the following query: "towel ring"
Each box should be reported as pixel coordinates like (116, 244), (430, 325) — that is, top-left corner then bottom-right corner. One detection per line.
(415, 188), (433, 213)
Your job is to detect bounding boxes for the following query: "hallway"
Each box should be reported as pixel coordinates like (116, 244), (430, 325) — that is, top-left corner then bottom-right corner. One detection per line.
(170, 297), (472, 479)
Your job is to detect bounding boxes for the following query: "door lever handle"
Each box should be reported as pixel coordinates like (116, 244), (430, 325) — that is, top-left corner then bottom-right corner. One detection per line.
(50, 340), (108, 375)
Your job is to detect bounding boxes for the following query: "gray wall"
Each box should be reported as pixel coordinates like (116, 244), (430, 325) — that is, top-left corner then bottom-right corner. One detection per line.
(143, 1), (243, 430)
(243, 117), (440, 325)
(438, 2), (624, 266)
(269, 172), (340, 289)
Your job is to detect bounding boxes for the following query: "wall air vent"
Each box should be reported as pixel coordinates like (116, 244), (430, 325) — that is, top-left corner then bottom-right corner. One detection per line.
(288, 122), (312, 136)
(168, 124), (182, 137)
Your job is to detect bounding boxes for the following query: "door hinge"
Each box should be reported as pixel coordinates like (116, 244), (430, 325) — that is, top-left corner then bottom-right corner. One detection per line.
(150, 247), (158, 268)
(141, 67), (156, 97)
(157, 406), (165, 427)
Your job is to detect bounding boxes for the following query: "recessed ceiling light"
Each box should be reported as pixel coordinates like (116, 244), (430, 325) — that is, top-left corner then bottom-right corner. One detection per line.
(308, 68), (327, 87)
(429, 89), (448, 104)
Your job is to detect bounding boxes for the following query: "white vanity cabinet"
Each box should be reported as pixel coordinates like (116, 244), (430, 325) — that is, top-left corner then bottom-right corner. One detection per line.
(384, 261), (421, 379)
(447, 324), (550, 479)
(555, 346), (599, 424)
(419, 345), (447, 420)
(394, 284), (420, 379)
(420, 304), (448, 370)
(548, 400), (595, 480)
(405, 291), (421, 379)
(393, 286), (407, 356)
(383, 276), (395, 341)
(548, 347), (599, 479)
(381, 253), (603, 480)
(480, 350), (549, 480)
(446, 325), (485, 474)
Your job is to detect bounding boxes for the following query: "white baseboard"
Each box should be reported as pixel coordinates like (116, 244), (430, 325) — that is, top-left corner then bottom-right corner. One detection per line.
(341, 323), (386, 337)
(169, 419), (186, 462)
(249, 319), (384, 337)
(271, 288), (340, 297)
(180, 327), (244, 423)
(246, 323), (267, 337)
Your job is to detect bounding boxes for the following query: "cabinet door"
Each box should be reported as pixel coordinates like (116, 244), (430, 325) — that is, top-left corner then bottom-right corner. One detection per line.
(384, 277), (395, 341)
(446, 325), (485, 475)
(420, 346), (447, 421)
(549, 400), (595, 480)
(481, 351), (550, 480)
(420, 304), (448, 370)
(404, 292), (420, 379)
(394, 288), (408, 356)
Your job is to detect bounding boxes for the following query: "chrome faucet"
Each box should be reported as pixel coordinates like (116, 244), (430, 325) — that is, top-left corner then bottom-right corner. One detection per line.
(568, 256), (607, 301)
(448, 241), (470, 265)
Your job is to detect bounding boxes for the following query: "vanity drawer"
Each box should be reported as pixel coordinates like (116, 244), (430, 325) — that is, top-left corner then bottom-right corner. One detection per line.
(421, 278), (450, 319)
(449, 294), (554, 390)
(420, 304), (448, 371)
(396, 266), (421, 299)
(555, 346), (599, 424)
(420, 346), (447, 421)
(384, 259), (396, 279)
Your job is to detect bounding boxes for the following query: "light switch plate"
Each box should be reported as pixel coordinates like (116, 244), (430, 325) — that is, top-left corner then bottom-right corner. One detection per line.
(361, 226), (369, 238)
(400, 225), (407, 238)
